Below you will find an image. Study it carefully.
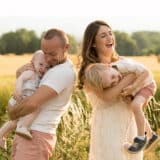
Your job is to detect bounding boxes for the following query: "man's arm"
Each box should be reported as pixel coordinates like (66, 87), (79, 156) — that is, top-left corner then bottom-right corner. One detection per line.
(86, 73), (136, 102)
(8, 85), (57, 120)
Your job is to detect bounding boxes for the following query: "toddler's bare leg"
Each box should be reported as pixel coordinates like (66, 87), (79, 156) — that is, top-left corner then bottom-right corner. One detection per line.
(18, 110), (39, 127)
(0, 120), (17, 149)
(145, 118), (153, 138)
(130, 96), (146, 136)
(16, 110), (40, 139)
(124, 96), (148, 153)
(0, 120), (17, 138)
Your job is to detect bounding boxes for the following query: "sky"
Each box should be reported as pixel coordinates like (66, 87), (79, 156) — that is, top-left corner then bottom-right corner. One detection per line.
(0, 0), (160, 40)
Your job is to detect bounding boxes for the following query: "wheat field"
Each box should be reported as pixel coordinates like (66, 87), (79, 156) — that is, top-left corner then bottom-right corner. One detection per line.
(0, 54), (159, 76)
(0, 54), (160, 160)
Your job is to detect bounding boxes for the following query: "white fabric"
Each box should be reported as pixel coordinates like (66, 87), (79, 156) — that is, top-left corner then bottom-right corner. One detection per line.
(87, 92), (143, 160)
(22, 75), (40, 96)
(9, 75), (40, 106)
(112, 58), (154, 88)
(30, 59), (75, 135)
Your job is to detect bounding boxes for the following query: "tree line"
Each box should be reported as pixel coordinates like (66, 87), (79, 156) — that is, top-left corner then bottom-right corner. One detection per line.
(0, 29), (78, 55)
(0, 28), (160, 56)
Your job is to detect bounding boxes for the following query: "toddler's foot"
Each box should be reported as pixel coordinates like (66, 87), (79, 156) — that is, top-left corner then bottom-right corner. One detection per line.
(0, 137), (6, 150)
(145, 133), (160, 153)
(16, 127), (32, 139)
(125, 136), (147, 154)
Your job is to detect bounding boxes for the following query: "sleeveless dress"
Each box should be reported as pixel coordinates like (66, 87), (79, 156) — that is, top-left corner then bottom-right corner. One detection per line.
(87, 92), (143, 160)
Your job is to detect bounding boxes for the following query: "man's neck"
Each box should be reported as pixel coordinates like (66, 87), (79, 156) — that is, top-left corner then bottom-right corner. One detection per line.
(59, 56), (67, 64)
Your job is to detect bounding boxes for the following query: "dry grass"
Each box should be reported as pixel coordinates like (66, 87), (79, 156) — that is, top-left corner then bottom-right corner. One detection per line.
(0, 54), (159, 159)
(0, 54), (159, 76)
(0, 54), (32, 76)
(127, 55), (160, 72)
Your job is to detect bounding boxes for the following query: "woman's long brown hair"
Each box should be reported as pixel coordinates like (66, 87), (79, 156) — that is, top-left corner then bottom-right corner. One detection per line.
(78, 20), (119, 89)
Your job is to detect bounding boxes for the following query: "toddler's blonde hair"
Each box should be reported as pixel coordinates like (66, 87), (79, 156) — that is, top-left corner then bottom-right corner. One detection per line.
(85, 63), (108, 90)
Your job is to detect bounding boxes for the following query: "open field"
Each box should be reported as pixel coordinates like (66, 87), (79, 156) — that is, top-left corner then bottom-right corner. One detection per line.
(0, 54), (160, 159)
(1, 54), (160, 95)
(0, 54), (160, 75)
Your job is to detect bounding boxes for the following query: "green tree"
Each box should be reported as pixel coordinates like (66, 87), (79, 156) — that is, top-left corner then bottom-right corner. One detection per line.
(0, 29), (40, 54)
(114, 31), (138, 56)
(132, 31), (160, 55)
(0, 32), (17, 54)
(67, 34), (78, 54)
(25, 31), (40, 53)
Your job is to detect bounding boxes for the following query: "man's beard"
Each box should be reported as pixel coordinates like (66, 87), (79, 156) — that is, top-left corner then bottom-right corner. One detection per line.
(50, 57), (67, 67)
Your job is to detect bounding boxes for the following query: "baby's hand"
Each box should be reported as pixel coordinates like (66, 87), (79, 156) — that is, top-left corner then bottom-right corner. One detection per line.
(13, 91), (22, 102)
(16, 63), (35, 78)
(121, 85), (134, 97)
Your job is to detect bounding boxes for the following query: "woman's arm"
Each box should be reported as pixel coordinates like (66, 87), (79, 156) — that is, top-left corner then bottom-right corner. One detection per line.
(85, 73), (136, 102)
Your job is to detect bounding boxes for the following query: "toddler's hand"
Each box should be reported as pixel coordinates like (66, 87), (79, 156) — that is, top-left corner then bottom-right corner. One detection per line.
(121, 95), (132, 104)
(121, 85), (134, 97)
(13, 92), (22, 102)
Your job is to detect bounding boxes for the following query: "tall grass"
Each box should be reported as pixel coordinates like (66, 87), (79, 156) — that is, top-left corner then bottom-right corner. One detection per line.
(153, 71), (160, 101)
(0, 74), (160, 159)
(0, 76), (14, 125)
(53, 90), (91, 160)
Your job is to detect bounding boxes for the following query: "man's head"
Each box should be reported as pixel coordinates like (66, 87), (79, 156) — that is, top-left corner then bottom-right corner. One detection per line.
(41, 29), (69, 67)
(85, 63), (122, 90)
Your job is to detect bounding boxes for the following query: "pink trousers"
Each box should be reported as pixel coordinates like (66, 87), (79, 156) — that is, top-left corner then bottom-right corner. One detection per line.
(11, 130), (56, 160)
(136, 82), (156, 107)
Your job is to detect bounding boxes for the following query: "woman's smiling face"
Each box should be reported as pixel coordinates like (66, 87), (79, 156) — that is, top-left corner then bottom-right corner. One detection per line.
(93, 25), (115, 57)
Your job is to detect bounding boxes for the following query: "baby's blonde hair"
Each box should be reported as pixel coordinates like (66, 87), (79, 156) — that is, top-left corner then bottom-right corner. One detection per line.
(85, 63), (108, 90)
(31, 50), (44, 64)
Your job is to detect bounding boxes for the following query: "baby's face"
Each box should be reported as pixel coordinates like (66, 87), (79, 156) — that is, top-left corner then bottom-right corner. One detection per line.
(33, 54), (49, 77)
(101, 67), (122, 88)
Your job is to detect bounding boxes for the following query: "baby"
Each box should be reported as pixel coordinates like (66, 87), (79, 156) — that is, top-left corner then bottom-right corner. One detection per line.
(0, 50), (49, 150)
(85, 59), (159, 154)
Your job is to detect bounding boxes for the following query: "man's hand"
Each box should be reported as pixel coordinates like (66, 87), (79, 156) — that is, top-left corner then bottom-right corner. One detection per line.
(8, 85), (57, 120)
(7, 98), (31, 120)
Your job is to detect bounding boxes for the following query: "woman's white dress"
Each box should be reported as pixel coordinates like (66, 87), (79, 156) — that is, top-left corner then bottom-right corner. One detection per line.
(87, 92), (143, 160)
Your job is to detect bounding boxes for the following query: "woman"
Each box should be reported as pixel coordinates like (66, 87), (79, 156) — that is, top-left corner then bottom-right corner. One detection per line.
(78, 20), (143, 160)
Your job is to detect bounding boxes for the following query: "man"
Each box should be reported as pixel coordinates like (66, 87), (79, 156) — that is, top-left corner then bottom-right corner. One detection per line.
(8, 29), (76, 160)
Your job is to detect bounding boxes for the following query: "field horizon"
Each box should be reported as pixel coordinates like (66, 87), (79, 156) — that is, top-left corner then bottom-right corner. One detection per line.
(0, 54), (159, 76)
